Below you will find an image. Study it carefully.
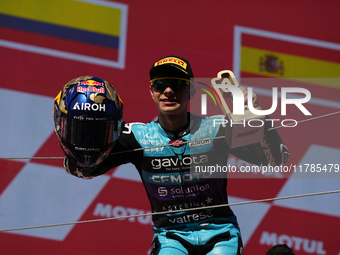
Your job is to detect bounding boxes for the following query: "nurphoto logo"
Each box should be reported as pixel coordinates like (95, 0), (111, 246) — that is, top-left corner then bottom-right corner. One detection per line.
(199, 79), (312, 129)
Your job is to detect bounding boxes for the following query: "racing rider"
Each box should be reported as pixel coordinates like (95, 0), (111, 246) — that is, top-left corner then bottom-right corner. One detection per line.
(56, 56), (289, 255)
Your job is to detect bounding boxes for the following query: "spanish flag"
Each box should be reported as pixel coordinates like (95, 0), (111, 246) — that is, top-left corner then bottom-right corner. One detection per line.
(240, 33), (340, 89)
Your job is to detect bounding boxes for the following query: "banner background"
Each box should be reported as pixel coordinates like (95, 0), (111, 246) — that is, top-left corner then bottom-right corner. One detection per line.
(0, 0), (339, 254)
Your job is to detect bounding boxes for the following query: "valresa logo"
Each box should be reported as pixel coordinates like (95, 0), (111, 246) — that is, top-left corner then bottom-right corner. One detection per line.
(168, 211), (214, 224)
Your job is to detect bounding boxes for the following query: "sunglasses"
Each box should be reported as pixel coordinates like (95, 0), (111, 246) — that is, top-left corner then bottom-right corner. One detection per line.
(150, 77), (190, 92)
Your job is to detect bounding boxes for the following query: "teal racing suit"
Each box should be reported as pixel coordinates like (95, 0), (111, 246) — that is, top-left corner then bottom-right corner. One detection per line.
(65, 113), (289, 254)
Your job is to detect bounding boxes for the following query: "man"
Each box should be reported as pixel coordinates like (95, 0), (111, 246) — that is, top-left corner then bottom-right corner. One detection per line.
(56, 56), (289, 254)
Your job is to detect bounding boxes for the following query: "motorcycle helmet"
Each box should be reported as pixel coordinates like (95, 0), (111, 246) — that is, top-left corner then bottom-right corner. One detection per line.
(53, 76), (123, 168)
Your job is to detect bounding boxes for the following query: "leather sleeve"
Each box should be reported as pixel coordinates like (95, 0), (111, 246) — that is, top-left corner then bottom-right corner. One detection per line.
(229, 116), (290, 166)
(64, 124), (143, 178)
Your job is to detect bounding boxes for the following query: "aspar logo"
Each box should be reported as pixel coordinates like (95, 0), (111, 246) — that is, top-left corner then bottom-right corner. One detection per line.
(151, 155), (208, 170)
(73, 102), (105, 111)
(93, 203), (153, 225)
(154, 57), (187, 69)
(260, 231), (326, 254)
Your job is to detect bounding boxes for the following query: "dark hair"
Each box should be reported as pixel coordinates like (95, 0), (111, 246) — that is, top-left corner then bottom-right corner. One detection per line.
(266, 244), (295, 255)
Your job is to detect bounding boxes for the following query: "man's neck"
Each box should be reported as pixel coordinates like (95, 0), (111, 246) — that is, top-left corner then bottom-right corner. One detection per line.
(158, 112), (189, 135)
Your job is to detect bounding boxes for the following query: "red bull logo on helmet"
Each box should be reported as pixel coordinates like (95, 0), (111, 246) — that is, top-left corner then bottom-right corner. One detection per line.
(77, 86), (105, 93)
(78, 80), (104, 87)
(77, 79), (105, 93)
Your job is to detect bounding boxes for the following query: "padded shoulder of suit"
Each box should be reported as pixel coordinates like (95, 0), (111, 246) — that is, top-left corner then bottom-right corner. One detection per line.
(122, 121), (156, 135)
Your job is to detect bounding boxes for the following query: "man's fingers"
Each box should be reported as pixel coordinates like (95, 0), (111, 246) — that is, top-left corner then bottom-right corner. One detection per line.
(239, 86), (259, 107)
(239, 86), (248, 104)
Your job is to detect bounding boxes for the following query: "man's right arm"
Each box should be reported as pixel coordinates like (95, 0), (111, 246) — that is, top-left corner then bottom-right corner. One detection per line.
(64, 123), (143, 179)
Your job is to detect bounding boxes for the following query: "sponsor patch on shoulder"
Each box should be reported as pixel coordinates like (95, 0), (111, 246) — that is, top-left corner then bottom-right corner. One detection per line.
(188, 139), (211, 147)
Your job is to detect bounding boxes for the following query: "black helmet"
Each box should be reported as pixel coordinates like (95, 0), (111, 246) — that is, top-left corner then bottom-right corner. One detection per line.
(53, 76), (123, 168)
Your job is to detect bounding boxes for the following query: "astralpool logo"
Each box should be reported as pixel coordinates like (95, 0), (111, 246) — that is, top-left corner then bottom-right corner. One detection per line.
(196, 79), (312, 128)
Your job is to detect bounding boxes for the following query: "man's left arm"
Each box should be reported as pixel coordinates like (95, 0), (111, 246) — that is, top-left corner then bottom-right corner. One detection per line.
(229, 86), (289, 166)
(230, 118), (290, 166)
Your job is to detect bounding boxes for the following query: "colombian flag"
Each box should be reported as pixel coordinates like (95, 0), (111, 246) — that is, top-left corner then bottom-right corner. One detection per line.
(0, 0), (128, 68)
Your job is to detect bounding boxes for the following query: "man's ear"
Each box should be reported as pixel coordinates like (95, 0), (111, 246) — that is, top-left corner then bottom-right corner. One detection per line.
(149, 86), (155, 99)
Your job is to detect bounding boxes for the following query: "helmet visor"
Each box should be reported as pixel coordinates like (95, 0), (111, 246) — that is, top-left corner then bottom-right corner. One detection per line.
(54, 108), (121, 151)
